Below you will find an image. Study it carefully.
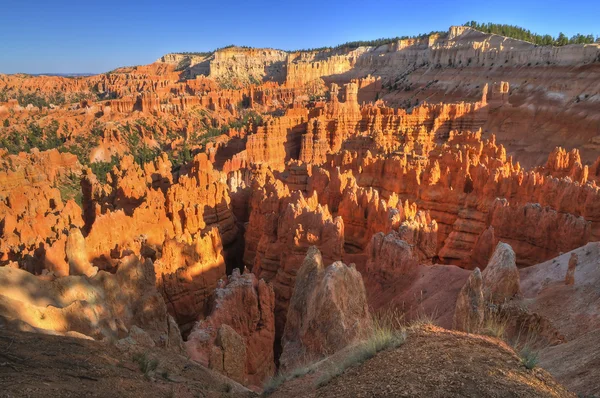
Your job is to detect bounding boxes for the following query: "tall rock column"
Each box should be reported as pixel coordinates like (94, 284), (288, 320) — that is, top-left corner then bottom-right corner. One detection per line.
(454, 267), (484, 332)
(279, 246), (371, 371)
(482, 242), (521, 304)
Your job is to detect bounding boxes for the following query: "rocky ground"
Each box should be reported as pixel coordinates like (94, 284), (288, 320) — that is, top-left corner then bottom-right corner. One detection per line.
(0, 328), (254, 398)
(270, 325), (574, 398)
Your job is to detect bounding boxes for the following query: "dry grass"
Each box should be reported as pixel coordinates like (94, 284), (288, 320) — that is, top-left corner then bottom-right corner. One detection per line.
(132, 352), (159, 378)
(262, 373), (287, 396)
(467, 301), (543, 371)
(264, 309), (440, 394)
(406, 310), (438, 330)
(480, 305), (509, 338)
(262, 361), (320, 396)
(508, 321), (545, 370)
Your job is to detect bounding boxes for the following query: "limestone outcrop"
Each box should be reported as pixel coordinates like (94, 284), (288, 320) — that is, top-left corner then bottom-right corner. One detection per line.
(364, 231), (420, 282)
(565, 253), (577, 285)
(154, 228), (226, 332)
(246, 186), (345, 340)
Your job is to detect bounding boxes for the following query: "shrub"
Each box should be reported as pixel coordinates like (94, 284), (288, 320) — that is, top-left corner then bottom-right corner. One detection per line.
(262, 373), (287, 396)
(132, 352), (158, 376)
(519, 345), (539, 369)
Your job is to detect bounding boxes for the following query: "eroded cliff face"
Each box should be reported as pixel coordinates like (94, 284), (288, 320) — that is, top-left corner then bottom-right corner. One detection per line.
(245, 186), (345, 343)
(1, 24), (600, 392)
(185, 268), (275, 388)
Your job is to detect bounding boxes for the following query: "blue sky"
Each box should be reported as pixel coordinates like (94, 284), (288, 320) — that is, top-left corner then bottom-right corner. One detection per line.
(1, 0), (598, 74)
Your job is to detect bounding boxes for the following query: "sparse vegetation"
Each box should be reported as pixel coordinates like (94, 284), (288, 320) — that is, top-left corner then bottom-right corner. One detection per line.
(173, 51), (213, 57)
(16, 91), (64, 108)
(262, 309), (410, 395)
(474, 302), (544, 372)
(480, 305), (509, 338)
(0, 120), (64, 155)
(132, 352), (159, 376)
(249, 76), (261, 85)
(294, 32), (447, 53)
(222, 383), (232, 393)
(175, 58), (191, 71)
(58, 172), (83, 206)
(120, 121), (162, 166)
(315, 328), (406, 387)
(464, 21), (598, 46)
(262, 372), (288, 396)
(89, 156), (120, 184)
(262, 357), (321, 395)
(406, 310), (437, 330)
(519, 345), (539, 369)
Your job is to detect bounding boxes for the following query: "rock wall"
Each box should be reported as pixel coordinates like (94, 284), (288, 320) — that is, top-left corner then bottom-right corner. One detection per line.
(185, 269), (275, 387)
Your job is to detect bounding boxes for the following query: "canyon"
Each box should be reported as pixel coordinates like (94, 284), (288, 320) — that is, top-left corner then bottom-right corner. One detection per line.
(1, 25), (600, 397)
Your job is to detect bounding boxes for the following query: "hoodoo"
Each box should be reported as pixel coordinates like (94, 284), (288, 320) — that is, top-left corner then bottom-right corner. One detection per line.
(1, 15), (599, 398)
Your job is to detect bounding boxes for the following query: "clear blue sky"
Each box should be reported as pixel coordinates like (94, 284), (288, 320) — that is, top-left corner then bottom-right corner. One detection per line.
(1, 0), (598, 74)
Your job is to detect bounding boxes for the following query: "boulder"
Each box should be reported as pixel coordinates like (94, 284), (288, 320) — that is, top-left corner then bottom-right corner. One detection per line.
(214, 324), (246, 384)
(0, 254), (183, 351)
(565, 253), (577, 285)
(66, 228), (97, 277)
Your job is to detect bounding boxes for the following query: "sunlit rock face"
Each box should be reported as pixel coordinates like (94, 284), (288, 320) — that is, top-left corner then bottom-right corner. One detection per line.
(0, 254), (183, 351)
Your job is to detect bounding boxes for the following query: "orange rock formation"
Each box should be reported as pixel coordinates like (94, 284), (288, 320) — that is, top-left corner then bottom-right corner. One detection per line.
(2, 25), (600, 392)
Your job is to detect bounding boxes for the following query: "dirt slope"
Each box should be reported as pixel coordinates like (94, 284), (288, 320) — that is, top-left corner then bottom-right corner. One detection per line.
(0, 328), (255, 398)
(270, 325), (574, 398)
(518, 242), (600, 396)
